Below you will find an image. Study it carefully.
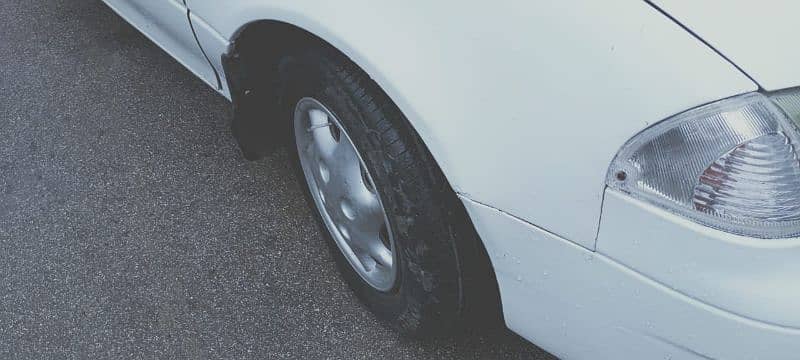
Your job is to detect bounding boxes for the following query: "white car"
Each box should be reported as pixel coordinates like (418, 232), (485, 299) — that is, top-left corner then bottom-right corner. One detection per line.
(102, 1), (800, 358)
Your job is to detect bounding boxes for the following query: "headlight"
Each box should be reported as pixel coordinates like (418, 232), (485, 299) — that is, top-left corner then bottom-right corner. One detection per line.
(607, 90), (800, 239)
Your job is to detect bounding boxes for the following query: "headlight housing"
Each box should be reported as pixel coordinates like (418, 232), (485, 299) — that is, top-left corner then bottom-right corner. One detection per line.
(607, 90), (800, 239)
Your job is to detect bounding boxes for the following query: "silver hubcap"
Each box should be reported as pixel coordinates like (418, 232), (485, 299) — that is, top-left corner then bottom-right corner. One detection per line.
(293, 97), (397, 291)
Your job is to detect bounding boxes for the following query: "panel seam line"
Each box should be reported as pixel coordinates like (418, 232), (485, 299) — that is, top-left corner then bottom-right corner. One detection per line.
(644, 0), (763, 90)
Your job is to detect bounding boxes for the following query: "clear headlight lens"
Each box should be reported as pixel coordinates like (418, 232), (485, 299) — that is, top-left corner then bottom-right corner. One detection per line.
(607, 91), (800, 238)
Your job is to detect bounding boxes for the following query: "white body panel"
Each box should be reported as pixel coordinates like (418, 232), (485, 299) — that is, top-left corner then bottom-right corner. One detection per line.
(102, 0), (220, 91)
(185, 0), (756, 248)
(651, 0), (800, 91)
(463, 197), (800, 360)
(598, 189), (800, 329)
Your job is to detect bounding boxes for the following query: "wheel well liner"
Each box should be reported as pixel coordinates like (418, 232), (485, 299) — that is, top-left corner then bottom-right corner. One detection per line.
(221, 20), (322, 159)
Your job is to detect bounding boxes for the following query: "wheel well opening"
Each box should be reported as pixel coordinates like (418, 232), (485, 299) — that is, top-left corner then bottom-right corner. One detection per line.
(229, 20), (325, 71)
(223, 19), (505, 327)
(221, 20), (328, 160)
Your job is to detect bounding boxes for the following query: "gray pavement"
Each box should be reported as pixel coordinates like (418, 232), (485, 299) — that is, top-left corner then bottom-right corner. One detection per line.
(0, 1), (554, 359)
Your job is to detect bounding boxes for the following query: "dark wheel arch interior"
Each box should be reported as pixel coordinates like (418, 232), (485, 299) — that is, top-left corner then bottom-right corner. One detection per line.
(221, 20), (314, 160)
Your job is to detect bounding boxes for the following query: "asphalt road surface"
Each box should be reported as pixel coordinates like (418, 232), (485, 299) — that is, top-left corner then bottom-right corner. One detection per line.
(0, 1), (555, 359)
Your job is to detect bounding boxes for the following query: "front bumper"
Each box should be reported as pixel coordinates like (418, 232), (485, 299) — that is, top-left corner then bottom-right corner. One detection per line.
(461, 194), (800, 360)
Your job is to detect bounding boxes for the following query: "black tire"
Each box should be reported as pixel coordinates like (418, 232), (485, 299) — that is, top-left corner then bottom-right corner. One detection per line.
(279, 46), (500, 336)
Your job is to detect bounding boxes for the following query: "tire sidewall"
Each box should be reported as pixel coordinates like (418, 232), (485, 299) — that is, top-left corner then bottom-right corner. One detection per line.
(280, 50), (446, 330)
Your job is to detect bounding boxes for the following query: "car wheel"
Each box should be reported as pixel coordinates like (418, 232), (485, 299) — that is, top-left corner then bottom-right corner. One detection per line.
(280, 47), (498, 335)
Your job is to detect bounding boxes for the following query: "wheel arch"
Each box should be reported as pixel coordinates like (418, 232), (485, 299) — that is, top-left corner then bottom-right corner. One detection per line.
(221, 18), (506, 325)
